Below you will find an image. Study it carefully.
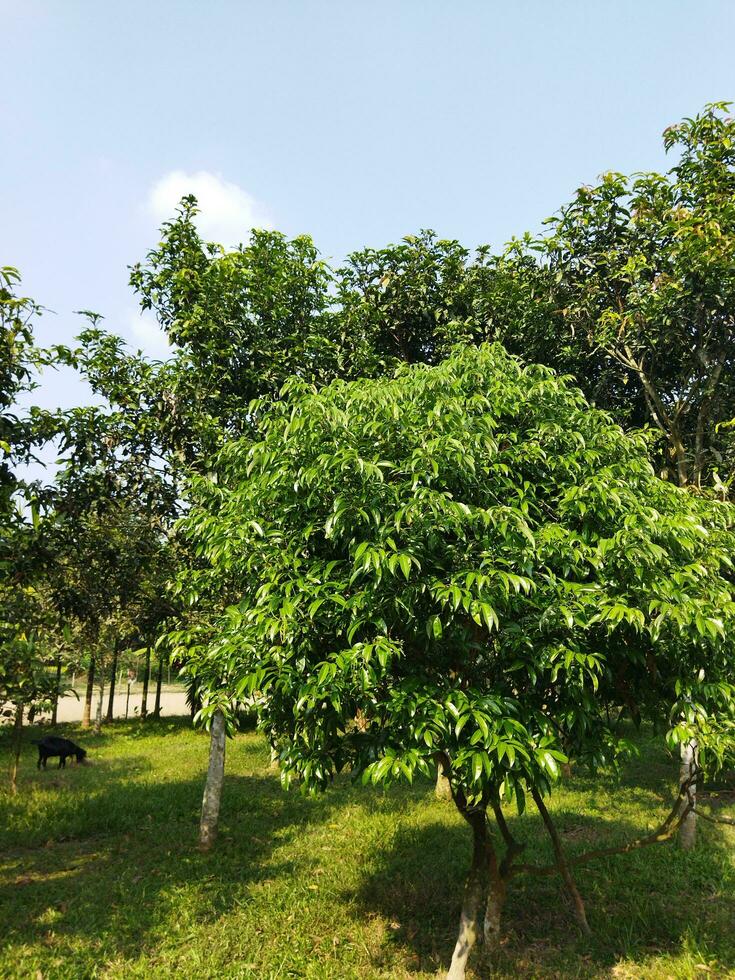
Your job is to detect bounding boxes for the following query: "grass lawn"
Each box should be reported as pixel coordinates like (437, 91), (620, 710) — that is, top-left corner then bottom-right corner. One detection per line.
(1, 719), (733, 979)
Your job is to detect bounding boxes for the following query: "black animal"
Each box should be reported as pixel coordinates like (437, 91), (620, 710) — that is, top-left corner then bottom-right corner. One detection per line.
(31, 736), (87, 770)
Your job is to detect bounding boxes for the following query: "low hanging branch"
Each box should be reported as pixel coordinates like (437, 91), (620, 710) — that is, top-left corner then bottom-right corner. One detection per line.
(509, 774), (699, 881)
(530, 787), (590, 934)
(693, 795), (735, 828)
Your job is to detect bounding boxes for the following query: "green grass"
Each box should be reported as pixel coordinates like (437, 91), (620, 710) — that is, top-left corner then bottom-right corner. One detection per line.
(1, 720), (733, 979)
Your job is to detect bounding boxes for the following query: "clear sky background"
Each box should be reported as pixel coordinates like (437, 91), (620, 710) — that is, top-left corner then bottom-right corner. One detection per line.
(2, 0), (734, 412)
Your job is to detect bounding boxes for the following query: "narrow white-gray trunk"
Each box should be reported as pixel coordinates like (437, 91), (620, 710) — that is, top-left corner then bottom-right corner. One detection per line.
(446, 816), (488, 980)
(435, 757), (452, 801)
(199, 709), (226, 852)
(447, 906), (479, 980)
(94, 679), (105, 735)
(678, 739), (697, 850)
(483, 884), (504, 946)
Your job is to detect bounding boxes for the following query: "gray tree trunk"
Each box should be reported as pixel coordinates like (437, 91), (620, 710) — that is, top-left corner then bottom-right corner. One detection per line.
(153, 655), (164, 717)
(9, 703), (24, 795)
(82, 656), (95, 728)
(51, 658), (62, 726)
(678, 739), (697, 850)
(435, 757), (452, 800)
(199, 709), (226, 852)
(141, 646), (151, 720)
(106, 641), (119, 722)
(447, 810), (492, 980)
(94, 677), (105, 735)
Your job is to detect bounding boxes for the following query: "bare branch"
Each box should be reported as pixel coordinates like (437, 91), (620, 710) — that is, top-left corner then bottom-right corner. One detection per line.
(510, 778), (696, 879)
(530, 787), (590, 933)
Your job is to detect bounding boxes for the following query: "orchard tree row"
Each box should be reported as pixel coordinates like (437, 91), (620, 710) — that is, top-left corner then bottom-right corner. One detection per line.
(2, 104), (735, 977)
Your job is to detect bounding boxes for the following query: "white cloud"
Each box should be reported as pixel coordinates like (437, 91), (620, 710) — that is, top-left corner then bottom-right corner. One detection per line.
(147, 170), (272, 245)
(128, 309), (171, 358)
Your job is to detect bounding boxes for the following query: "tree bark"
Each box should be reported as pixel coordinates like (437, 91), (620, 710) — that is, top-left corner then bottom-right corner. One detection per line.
(51, 658), (62, 726)
(678, 740), (697, 850)
(435, 756), (453, 800)
(153, 654), (164, 718)
(671, 426), (689, 488)
(94, 676), (105, 735)
(9, 703), (24, 795)
(483, 841), (506, 949)
(106, 640), (120, 722)
(199, 709), (226, 852)
(447, 808), (492, 980)
(82, 655), (95, 729)
(692, 349), (725, 487)
(141, 645), (151, 720)
(531, 788), (590, 933)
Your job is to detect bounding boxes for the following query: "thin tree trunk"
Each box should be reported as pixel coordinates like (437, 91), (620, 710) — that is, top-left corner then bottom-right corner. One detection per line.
(435, 755), (452, 800)
(153, 654), (164, 718)
(483, 839), (506, 948)
(671, 427), (689, 487)
(141, 645), (151, 720)
(199, 709), (226, 852)
(678, 740), (697, 850)
(9, 703), (24, 795)
(692, 351), (725, 488)
(106, 640), (120, 722)
(82, 656), (95, 729)
(531, 788), (590, 933)
(447, 807), (492, 980)
(51, 658), (62, 726)
(94, 676), (105, 735)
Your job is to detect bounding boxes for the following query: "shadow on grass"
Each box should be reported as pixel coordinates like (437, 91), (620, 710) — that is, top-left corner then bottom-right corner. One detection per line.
(352, 806), (735, 978)
(0, 767), (349, 965)
(1, 730), (429, 971)
(3, 719), (734, 978)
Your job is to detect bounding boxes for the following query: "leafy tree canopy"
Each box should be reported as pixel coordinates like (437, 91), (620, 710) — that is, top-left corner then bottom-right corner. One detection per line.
(505, 102), (735, 488)
(181, 344), (735, 798)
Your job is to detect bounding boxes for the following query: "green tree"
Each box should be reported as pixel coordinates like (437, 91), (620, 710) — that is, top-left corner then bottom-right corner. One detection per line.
(180, 344), (735, 978)
(508, 103), (735, 489)
(0, 269), (67, 790)
(37, 496), (174, 731)
(59, 204), (351, 843)
(0, 569), (66, 793)
(127, 197), (343, 466)
(338, 231), (475, 371)
(0, 267), (45, 513)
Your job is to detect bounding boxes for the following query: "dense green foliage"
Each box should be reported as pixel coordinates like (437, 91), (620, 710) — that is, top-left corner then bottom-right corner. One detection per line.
(181, 345), (735, 798)
(0, 266), (43, 513)
(504, 103), (735, 487)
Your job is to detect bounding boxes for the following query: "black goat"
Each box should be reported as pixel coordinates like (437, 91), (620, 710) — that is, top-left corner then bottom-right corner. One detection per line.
(31, 736), (87, 769)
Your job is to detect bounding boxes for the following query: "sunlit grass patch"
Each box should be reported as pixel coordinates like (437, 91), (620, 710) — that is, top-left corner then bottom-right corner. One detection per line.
(1, 719), (733, 978)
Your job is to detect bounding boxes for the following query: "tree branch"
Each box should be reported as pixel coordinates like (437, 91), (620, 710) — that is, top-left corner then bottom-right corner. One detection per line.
(530, 787), (590, 933)
(510, 777), (696, 879)
(696, 809), (735, 828)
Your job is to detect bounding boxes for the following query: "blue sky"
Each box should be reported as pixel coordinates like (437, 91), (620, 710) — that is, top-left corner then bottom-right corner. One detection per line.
(2, 0), (734, 411)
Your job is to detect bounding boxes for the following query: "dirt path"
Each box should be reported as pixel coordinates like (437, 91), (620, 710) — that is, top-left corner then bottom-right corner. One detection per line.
(50, 687), (190, 723)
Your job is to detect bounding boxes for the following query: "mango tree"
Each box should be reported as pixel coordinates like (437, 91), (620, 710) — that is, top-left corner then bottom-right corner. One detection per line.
(503, 103), (735, 490)
(180, 344), (735, 978)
